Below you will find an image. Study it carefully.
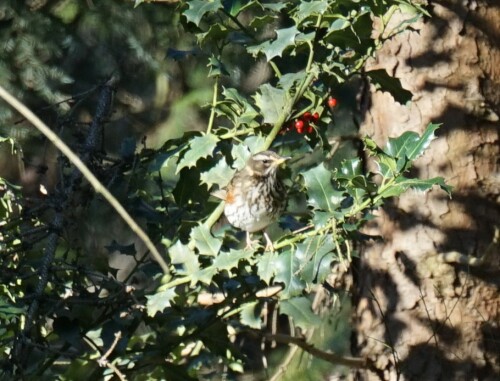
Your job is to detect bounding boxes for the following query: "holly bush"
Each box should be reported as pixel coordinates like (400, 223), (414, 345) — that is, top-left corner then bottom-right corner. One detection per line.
(0, 0), (451, 380)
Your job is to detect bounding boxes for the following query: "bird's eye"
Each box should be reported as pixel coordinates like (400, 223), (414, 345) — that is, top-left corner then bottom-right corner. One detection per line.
(262, 159), (270, 165)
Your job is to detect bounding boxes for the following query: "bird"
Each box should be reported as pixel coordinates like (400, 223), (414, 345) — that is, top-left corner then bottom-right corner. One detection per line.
(212, 150), (290, 250)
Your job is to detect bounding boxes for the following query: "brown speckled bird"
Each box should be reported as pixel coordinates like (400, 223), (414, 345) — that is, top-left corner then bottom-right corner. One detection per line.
(213, 150), (289, 250)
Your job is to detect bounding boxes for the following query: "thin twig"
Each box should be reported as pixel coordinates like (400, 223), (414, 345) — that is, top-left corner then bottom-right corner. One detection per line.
(261, 333), (368, 369)
(98, 332), (122, 367)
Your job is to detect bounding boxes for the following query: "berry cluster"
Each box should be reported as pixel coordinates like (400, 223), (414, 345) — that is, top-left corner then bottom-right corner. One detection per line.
(294, 111), (319, 134)
(280, 97), (338, 135)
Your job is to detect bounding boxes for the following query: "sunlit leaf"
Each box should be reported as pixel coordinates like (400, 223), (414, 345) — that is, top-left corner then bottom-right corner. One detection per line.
(200, 157), (236, 190)
(240, 301), (263, 329)
(274, 249), (305, 299)
(295, 0), (329, 23)
(257, 250), (278, 284)
(328, 18), (351, 32)
(247, 26), (299, 61)
(384, 123), (440, 162)
(278, 71), (306, 92)
(169, 241), (200, 275)
(379, 176), (452, 199)
(339, 158), (362, 178)
(295, 235), (335, 285)
(190, 224), (222, 256)
(176, 134), (219, 174)
(184, 0), (223, 26)
(220, 87), (259, 127)
(302, 163), (343, 212)
(253, 84), (289, 124)
(375, 155), (398, 177)
(191, 266), (218, 285)
(280, 297), (321, 330)
(146, 289), (176, 317)
(223, 0), (259, 17)
(212, 248), (252, 272)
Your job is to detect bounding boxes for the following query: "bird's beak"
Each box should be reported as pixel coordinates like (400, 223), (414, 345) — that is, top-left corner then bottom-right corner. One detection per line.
(275, 156), (291, 166)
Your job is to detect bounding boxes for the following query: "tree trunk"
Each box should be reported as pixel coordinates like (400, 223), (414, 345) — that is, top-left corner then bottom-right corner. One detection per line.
(353, 1), (499, 380)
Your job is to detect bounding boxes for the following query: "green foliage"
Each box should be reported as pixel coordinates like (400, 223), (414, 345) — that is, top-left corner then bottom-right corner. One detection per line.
(0, 0), (451, 380)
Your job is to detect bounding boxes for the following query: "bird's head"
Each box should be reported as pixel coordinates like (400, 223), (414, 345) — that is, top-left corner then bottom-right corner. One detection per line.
(246, 150), (290, 177)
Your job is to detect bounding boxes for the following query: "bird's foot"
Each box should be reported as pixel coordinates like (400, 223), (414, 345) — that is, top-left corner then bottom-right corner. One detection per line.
(245, 232), (260, 250)
(263, 232), (275, 252)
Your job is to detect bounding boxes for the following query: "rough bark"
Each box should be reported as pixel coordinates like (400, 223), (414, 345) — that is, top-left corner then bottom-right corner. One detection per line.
(353, 1), (499, 380)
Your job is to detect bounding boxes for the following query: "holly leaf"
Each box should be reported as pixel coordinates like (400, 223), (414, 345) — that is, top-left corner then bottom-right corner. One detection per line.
(146, 289), (176, 317)
(220, 87), (259, 127)
(253, 84), (289, 124)
(374, 154), (398, 177)
(339, 158), (362, 178)
(280, 297), (321, 330)
(295, 0), (329, 23)
(247, 26), (299, 61)
(207, 55), (230, 77)
(191, 266), (218, 285)
(274, 249), (305, 299)
(257, 250), (278, 284)
(302, 164), (343, 212)
(278, 71), (306, 92)
(312, 211), (331, 229)
(169, 241), (200, 275)
(240, 301), (263, 329)
(229, 137), (267, 173)
(190, 224), (222, 256)
(212, 248), (253, 272)
(384, 123), (440, 162)
(295, 235), (336, 285)
(223, 0), (259, 17)
(200, 157), (236, 190)
(176, 134), (219, 174)
(379, 176), (452, 199)
(184, 0), (223, 26)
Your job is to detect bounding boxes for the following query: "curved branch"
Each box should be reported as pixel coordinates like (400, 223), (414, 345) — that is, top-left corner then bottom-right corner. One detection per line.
(0, 84), (170, 275)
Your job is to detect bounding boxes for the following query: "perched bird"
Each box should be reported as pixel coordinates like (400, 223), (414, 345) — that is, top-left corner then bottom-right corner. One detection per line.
(212, 150), (290, 250)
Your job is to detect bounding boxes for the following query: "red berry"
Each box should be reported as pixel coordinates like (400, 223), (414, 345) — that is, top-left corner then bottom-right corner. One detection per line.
(307, 125), (313, 134)
(303, 112), (312, 121)
(294, 119), (304, 130)
(312, 112), (319, 121)
(328, 97), (337, 108)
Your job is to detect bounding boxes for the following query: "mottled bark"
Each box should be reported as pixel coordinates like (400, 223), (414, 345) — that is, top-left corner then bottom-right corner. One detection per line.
(353, 1), (499, 380)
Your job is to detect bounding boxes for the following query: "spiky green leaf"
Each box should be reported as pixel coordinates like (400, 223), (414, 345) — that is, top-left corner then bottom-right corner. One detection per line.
(253, 84), (289, 124)
(280, 297), (321, 330)
(257, 250), (278, 284)
(212, 248), (252, 272)
(190, 225), (222, 256)
(274, 249), (305, 299)
(183, 0), (223, 26)
(247, 26), (299, 61)
(200, 157), (236, 190)
(302, 164), (343, 212)
(295, 235), (336, 285)
(176, 134), (219, 174)
(169, 241), (200, 275)
(240, 301), (263, 329)
(146, 289), (176, 317)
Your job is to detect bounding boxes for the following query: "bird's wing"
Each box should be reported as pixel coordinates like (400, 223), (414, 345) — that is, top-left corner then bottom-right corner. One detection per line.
(211, 189), (227, 200)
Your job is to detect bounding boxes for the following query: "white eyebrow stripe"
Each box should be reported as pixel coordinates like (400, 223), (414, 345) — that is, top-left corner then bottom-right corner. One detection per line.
(252, 153), (278, 161)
